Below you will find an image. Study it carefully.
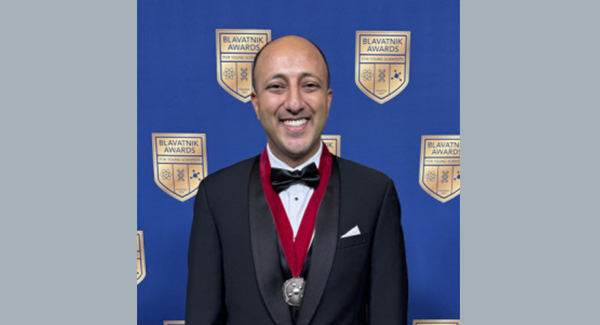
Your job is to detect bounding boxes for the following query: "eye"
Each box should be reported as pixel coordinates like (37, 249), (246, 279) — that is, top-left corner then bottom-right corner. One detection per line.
(303, 82), (320, 92)
(266, 83), (286, 93)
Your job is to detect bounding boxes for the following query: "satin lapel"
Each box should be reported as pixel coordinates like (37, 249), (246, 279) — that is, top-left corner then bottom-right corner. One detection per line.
(248, 158), (293, 325)
(297, 157), (341, 325)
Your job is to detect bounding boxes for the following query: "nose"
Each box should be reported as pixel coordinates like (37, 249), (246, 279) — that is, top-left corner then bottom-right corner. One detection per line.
(285, 85), (304, 114)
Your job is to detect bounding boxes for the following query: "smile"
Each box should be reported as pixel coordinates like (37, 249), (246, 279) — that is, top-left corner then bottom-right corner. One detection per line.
(282, 118), (308, 127)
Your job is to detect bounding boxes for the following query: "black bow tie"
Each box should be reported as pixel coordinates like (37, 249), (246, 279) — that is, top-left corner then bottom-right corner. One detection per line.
(271, 163), (320, 193)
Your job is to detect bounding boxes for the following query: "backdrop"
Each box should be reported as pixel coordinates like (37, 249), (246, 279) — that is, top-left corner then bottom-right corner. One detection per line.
(138, 1), (460, 324)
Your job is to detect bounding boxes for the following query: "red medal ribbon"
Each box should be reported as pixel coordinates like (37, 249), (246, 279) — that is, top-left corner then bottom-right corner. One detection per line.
(259, 143), (332, 277)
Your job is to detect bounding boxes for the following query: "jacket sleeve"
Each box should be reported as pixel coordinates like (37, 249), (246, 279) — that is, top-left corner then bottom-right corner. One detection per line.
(185, 181), (226, 324)
(369, 180), (408, 325)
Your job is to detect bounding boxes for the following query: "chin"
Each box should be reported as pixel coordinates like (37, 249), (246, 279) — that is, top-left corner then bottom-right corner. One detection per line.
(284, 141), (319, 159)
(283, 147), (311, 159)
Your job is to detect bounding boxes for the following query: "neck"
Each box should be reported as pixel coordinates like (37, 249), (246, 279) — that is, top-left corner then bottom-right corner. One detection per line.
(268, 143), (320, 169)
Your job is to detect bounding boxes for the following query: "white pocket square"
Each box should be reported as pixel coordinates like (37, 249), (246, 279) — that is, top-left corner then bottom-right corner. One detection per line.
(340, 225), (361, 238)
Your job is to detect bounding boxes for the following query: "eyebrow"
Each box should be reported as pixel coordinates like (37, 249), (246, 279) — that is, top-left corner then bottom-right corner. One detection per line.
(266, 73), (323, 84)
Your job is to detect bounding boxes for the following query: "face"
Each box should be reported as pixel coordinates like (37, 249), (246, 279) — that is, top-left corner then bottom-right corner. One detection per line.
(251, 36), (332, 167)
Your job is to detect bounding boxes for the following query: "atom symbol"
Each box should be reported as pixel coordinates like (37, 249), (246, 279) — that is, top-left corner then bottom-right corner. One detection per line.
(160, 169), (172, 181)
(224, 67), (235, 80)
(426, 171), (436, 182)
(361, 69), (373, 81)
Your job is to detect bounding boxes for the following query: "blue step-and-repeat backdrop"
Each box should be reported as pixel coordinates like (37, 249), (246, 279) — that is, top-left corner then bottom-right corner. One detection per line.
(138, 1), (459, 324)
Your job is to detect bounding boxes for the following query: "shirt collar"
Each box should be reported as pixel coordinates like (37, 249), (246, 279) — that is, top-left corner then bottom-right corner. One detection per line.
(267, 143), (322, 171)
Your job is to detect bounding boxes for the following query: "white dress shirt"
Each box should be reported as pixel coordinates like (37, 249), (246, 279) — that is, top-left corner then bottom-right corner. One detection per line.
(267, 144), (322, 240)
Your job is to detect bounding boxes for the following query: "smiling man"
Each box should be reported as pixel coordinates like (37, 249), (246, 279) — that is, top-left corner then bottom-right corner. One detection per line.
(186, 36), (408, 325)
(251, 36), (332, 169)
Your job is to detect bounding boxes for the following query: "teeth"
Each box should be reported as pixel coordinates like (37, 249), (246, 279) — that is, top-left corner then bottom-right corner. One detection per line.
(283, 119), (307, 127)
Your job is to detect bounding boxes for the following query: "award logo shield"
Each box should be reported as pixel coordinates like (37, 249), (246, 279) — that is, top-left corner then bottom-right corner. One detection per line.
(137, 231), (146, 285)
(321, 135), (341, 156)
(216, 29), (271, 102)
(419, 135), (460, 203)
(355, 31), (411, 104)
(152, 133), (208, 202)
(413, 320), (460, 325)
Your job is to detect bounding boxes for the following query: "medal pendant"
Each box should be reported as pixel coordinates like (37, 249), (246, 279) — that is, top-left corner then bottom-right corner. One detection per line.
(282, 277), (305, 307)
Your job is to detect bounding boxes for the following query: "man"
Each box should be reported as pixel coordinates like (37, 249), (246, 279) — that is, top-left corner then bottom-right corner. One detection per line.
(186, 35), (408, 325)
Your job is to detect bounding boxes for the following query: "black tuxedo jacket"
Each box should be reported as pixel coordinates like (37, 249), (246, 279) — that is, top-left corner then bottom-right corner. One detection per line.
(186, 155), (408, 325)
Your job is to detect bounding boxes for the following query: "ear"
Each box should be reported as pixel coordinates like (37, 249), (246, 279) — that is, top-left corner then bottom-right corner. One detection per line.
(251, 91), (260, 120)
(326, 88), (333, 116)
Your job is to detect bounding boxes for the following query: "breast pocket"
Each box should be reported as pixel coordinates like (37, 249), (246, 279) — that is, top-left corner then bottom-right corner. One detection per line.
(336, 234), (370, 249)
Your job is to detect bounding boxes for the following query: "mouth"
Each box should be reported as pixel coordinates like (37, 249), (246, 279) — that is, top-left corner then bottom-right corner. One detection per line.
(281, 118), (309, 128)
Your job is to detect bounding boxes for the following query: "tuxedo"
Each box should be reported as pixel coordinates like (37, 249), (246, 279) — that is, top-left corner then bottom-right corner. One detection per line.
(185, 154), (408, 325)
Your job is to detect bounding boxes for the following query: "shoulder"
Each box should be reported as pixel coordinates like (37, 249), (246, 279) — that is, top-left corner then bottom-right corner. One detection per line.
(335, 156), (392, 184)
(334, 156), (394, 195)
(200, 155), (258, 192)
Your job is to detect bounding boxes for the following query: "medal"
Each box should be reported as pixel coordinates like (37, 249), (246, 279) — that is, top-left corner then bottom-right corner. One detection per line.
(283, 277), (306, 307)
(259, 143), (333, 308)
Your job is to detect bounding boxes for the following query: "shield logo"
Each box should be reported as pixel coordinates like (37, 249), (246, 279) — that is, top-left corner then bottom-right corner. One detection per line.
(413, 320), (460, 325)
(137, 231), (146, 285)
(152, 133), (208, 202)
(321, 135), (341, 156)
(216, 29), (271, 102)
(355, 31), (410, 104)
(419, 135), (460, 203)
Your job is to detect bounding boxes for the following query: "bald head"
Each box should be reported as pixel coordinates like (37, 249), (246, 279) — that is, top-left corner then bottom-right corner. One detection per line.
(250, 35), (333, 168)
(252, 36), (330, 92)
